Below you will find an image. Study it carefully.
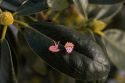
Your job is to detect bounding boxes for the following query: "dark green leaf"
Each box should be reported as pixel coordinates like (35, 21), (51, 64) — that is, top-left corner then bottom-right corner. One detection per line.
(0, 40), (17, 83)
(0, 1), (18, 11)
(22, 22), (110, 81)
(7, 25), (49, 77)
(15, 0), (48, 15)
(0, 0), (25, 11)
(2, 0), (22, 6)
(7, 26), (74, 83)
(103, 29), (125, 70)
(89, 0), (125, 4)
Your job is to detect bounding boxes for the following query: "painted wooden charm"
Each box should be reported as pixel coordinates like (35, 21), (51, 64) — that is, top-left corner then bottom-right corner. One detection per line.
(49, 40), (60, 53)
(64, 42), (74, 54)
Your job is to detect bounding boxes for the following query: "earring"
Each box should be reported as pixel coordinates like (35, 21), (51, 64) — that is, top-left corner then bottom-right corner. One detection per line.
(49, 40), (60, 53)
(64, 42), (74, 54)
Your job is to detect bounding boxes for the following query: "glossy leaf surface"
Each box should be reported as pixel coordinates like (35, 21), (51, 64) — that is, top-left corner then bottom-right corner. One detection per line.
(22, 22), (110, 81)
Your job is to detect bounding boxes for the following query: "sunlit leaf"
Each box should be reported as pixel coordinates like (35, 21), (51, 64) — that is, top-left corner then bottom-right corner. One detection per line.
(95, 3), (123, 21)
(73, 0), (88, 19)
(47, 0), (68, 11)
(87, 3), (123, 22)
(0, 0), (3, 4)
(103, 29), (125, 70)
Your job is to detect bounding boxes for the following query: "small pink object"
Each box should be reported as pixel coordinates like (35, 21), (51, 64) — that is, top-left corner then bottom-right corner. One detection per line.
(49, 40), (60, 53)
(64, 42), (74, 54)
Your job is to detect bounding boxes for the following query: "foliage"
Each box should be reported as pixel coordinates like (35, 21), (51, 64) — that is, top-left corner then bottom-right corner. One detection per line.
(0, 0), (125, 83)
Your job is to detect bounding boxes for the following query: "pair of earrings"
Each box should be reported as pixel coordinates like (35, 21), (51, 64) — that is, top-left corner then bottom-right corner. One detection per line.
(49, 40), (74, 54)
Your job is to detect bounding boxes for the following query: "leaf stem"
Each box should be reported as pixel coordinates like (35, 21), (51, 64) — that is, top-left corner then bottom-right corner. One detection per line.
(14, 20), (32, 28)
(52, 12), (61, 21)
(28, 16), (37, 22)
(1, 25), (8, 42)
(0, 8), (2, 13)
(13, 12), (17, 16)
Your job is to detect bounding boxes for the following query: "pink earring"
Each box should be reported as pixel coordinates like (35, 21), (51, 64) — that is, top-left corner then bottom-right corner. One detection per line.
(49, 40), (60, 53)
(64, 42), (74, 54)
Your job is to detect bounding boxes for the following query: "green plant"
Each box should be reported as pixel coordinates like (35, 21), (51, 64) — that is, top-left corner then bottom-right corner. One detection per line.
(0, 0), (125, 83)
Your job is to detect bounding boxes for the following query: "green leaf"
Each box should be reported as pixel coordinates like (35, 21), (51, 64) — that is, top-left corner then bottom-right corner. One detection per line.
(89, 0), (125, 4)
(0, 0), (25, 11)
(107, 6), (125, 31)
(0, 0), (3, 4)
(95, 3), (123, 21)
(73, 0), (88, 20)
(0, 0), (18, 11)
(7, 25), (49, 76)
(103, 29), (125, 70)
(8, 26), (74, 83)
(0, 40), (17, 83)
(2, 0), (22, 6)
(22, 22), (110, 81)
(47, 0), (68, 11)
(15, 0), (48, 15)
